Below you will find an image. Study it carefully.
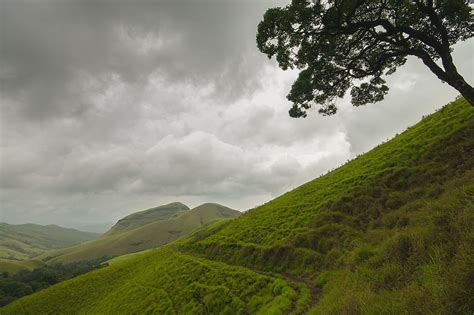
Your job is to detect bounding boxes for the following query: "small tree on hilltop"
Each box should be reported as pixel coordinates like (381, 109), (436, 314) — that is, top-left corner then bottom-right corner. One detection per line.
(257, 0), (473, 117)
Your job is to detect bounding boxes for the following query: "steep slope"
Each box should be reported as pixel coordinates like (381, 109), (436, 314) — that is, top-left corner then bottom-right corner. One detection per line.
(3, 98), (473, 314)
(3, 247), (304, 314)
(38, 203), (240, 264)
(103, 202), (190, 236)
(0, 223), (99, 261)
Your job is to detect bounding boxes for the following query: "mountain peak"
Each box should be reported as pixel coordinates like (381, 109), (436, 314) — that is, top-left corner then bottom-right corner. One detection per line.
(104, 202), (190, 236)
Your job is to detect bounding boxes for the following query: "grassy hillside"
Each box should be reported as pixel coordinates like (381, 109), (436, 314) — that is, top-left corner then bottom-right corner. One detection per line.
(3, 246), (306, 314)
(38, 203), (241, 264)
(0, 223), (99, 261)
(0, 259), (43, 275)
(3, 98), (473, 314)
(103, 202), (190, 236)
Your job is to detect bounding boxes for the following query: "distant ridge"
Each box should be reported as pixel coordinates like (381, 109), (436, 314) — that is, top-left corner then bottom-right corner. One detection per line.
(0, 223), (99, 261)
(104, 202), (190, 236)
(38, 203), (240, 263)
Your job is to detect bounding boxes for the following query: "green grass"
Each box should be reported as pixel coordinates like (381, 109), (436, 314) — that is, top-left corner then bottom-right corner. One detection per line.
(0, 260), (43, 275)
(38, 203), (241, 264)
(3, 247), (299, 314)
(0, 223), (99, 263)
(2, 97), (473, 314)
(103, 202), (190, 236)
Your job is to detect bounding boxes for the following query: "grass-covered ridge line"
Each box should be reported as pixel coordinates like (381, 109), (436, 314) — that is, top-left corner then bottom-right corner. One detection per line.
(180, 98), (474, 313)
(103, 202), (190, 236)
(195, 98), (471, 246)
(2, 98), (473, 314)
(38, 203), (240, 264)
(0, 223), (99, 262)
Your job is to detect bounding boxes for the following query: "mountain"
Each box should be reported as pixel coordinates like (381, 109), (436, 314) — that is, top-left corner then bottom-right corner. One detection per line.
(104, 202), (190, 236)
(0, 223), (99, 261)
(37, 203), (240, 264)
(2, 98), (473, 314)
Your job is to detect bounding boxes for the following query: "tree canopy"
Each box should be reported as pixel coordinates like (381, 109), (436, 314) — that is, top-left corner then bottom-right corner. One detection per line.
(257, 0), (473, 117)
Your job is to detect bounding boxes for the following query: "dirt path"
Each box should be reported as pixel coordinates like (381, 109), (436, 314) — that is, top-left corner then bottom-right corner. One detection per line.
(282, 272), (321, 312)
(252, 269), (321, 314)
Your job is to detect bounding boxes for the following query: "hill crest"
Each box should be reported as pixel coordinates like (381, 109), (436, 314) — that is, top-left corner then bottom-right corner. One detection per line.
(104, 202), (190, 236)
(38, 203), (240, 264)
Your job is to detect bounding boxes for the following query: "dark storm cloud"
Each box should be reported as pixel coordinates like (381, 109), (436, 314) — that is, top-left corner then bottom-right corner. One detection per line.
(0, 0), (472, 227)
(0, 0), (285, 120)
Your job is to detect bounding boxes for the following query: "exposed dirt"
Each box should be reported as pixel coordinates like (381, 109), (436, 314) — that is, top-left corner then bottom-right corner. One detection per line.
(282, 272), (321, 313)
(252, 269), (321, 314)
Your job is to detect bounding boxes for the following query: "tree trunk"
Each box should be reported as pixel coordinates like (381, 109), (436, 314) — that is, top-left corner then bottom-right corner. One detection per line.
(448, 78), (474, 105)
(440, 50), (474, 105)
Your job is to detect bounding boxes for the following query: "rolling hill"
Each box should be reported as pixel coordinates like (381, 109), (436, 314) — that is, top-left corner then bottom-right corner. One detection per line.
(38, 203), (241, 264)
(0, 259), (43, 275)
(0, 223), (99, 261)
(103, 202), (190, 236)
(2, 98), (473, 314)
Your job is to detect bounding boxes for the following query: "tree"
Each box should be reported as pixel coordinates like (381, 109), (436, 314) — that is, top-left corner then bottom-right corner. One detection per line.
(256, 0), (473, 117)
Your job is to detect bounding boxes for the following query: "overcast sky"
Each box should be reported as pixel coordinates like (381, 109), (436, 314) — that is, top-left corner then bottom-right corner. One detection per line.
(0, 0), (472, 229)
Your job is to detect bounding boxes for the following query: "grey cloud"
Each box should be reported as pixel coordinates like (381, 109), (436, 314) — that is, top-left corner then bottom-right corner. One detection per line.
(340, 41), (472, 154)
(1, 0), (472, 227)
(0, 0), (285, 121)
